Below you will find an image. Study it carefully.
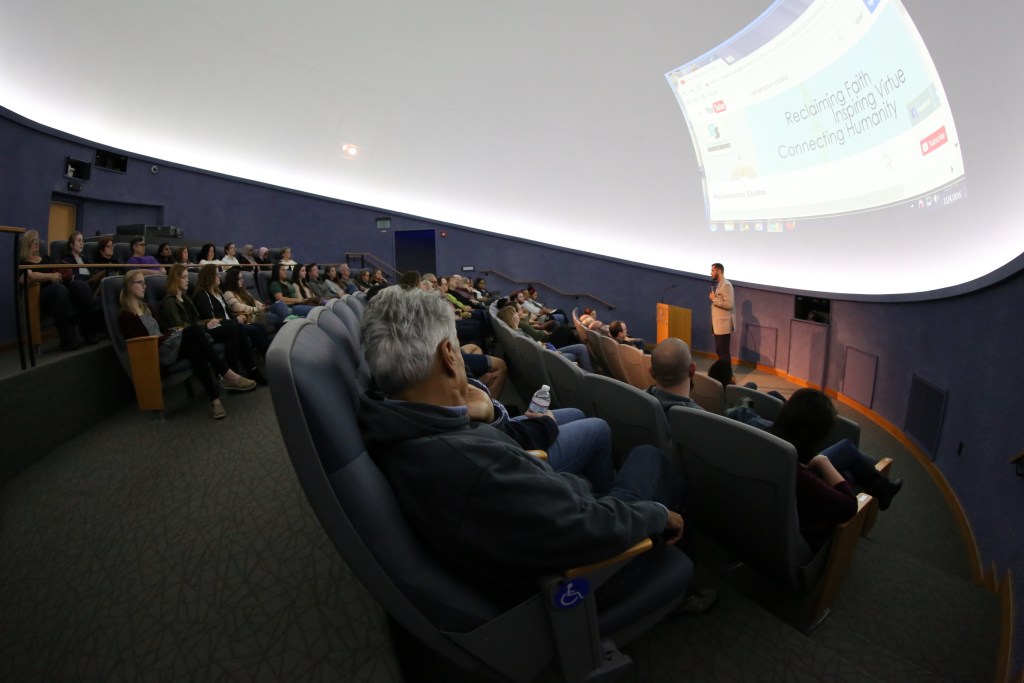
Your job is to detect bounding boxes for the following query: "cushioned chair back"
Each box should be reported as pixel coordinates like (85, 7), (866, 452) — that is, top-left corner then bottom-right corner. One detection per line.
(142, 274), (169, 322)
(616, 343), (653, 390)
(266, 320), (503, 637)
(188, 247), (202, 264)
(326, 297), (360, 339)
(583, 373), (670, 465)
(667, 406), (813, 589)
(596, 334), (627, 383)
(113, 242), (132, 264)
(49, 240), (68, 260)
(100, 276), (130, 368)
(513, 334), (549, 397)
(691, 372), (726, 414)
(256, 271), (272, 302)
(241, 271), (261, 303)
(145, 243), (160, 258)
(82, 241), (99, 264)
(826, 415), (861, 449)
(306, 307), (367, 400)
(267, 248), (283, 262)
(726, 385), (785, 420)
(541, 348), (590, 414)
(344, 294), (364, 321)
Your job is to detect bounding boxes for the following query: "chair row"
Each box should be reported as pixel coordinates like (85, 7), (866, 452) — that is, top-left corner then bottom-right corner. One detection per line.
(499, 313), (889, 629)
(265, 302), (690, 681)
(49, 239), (293, 266)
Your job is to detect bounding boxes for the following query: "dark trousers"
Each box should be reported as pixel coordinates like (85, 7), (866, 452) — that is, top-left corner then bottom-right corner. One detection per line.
(39, 280), (95, 347)
(207, 320), (257, 375)
(714, 332), (731, 366)
(180, 325), (228, 401)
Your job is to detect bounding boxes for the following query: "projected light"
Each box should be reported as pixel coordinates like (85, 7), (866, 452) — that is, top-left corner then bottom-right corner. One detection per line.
(666, 0), (964, 223)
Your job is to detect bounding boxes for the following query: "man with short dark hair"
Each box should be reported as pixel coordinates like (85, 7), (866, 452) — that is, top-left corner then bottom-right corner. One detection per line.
(647, 338), (701, 411)
(358, 287), (709, 610)
(709, 263), (734, 366)
(125, 236), (161, 272)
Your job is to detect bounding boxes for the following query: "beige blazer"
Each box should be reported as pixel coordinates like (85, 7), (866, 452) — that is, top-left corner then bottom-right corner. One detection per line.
(711, 278), (735, 335)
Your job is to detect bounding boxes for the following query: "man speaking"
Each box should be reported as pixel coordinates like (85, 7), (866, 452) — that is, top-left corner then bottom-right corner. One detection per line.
(709, 262), (735, 367)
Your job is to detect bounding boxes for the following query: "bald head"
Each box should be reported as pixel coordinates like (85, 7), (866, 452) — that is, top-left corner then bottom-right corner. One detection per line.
(650, 338), (695, 392)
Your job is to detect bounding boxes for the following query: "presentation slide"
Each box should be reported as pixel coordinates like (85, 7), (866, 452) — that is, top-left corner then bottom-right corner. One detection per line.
(667, 0), (964, 226)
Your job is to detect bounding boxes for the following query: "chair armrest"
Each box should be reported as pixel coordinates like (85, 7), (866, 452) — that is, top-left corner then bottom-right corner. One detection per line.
(810, 490), (871, 621)
(861, 457), (894, 536)
(565, 538), (653, 580)
(527, 450), (548, 461)
(125, 335), (166, 411)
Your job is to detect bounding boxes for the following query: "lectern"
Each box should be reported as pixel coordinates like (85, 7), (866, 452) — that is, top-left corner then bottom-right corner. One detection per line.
(656, 303), (691, 346)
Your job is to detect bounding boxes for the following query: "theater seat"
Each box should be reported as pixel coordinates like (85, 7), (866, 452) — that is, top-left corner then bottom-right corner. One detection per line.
(541, 348), (592, 415)
(583, 373), (671, 466)
(99, 275), (194, 414)
(667, 406), (872, 630)
(690, 372), (726, 414)
(266, 320), (693, 682)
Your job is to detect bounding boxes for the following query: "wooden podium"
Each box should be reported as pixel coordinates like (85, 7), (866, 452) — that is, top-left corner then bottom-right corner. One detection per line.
(656, 303), (692, 346)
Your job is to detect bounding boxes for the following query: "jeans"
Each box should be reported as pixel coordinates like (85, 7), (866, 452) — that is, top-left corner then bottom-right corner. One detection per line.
(607, 444), (681, 511)
(515, 408), (614, 493)
(557, 343), (593, 372)
(821, 438), (879, 485)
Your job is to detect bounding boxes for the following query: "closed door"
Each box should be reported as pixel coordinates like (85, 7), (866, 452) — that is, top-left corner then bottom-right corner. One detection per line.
(48, 201), (77, 247)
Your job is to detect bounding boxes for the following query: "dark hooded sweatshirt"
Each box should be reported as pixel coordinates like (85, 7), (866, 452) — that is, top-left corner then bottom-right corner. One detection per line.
(359, 395), (668, 605)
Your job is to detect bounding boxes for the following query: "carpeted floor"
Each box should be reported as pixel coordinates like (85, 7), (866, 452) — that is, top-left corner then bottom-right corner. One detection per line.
(0, 354), (1001, 682)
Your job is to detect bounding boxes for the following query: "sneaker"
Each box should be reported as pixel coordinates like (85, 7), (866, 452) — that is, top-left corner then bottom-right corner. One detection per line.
(222, 375), (257, 392)
(671, 587), (719, 616)
(211, 403), (227, 420)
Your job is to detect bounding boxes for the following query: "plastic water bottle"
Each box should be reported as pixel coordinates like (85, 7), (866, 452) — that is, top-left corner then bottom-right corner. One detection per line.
(528, 384), (551, 414)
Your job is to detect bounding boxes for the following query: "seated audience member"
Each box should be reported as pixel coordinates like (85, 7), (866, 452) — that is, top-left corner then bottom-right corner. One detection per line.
(439, 276), (488, 349)
(609, 320), (646, 351)
(496, 305), (593, 372)
(513, 290), (557, 331)
(173, 246), (192, 268)
(20, 229), (96, 350)
(268, 261), (314, 317)
(336, 262), (357, 294)
(355, 268), (372, 292)
(60, 231), (101, 293)
(707, 358), (785, 401)
(118, 269), (254, 419)
(472, 277), (494, 303)
(279, 246), (297, 271)
(398, 270), (421, 289)
(358, 286), (715, 612)
(647, 338), (772, 429)
(419, 272), (438, 291)
(524, 286), (568, 326)
(193, 264), (271, 368)
(769, 390), (903, 541)
(221, 266), (289, 330)
(221, 242), (240, 267)
(321, 265), (346, 298)
(290, 263), (323, 306)
(154, 242), (175, 265)
(365, 268), (390, 300)
(465, 377), (612, 490)
(256, 247), (272, 268)
(647, 338), (702, 411)
(160, 264), (262, 385)
(448, 274), (484, 309)
(238, 244), (260, 271)
(126, 236), (162, 272)
(197, 243), (220, 267)
(305, 263), (333, 300)
(92, 236), (118, 283)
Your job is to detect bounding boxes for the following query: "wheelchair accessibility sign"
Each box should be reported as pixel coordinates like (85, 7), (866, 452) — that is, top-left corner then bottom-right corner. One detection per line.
(552, 578), (591, 609)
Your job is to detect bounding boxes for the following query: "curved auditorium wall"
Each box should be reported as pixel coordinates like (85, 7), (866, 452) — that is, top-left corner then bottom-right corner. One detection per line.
(0, 108), (1020, 669)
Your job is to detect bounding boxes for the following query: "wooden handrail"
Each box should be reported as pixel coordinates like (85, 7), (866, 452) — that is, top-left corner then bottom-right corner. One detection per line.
(478, 268), (616, 311)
